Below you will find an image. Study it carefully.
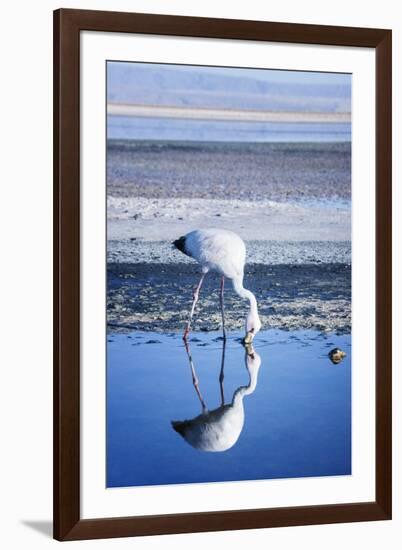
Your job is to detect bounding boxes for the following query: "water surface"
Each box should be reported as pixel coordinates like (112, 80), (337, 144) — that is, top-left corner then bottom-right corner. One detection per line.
(107, 330), (351, 488)
(108, 116), (351, 143)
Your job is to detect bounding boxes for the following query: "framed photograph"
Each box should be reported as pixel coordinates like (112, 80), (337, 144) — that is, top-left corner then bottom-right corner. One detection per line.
(53, 8), (392, 541)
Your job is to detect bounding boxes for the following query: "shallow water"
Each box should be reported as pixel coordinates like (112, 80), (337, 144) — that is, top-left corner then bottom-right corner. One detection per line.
(108, 116), (351, 143)
(107, 329), (351, 488)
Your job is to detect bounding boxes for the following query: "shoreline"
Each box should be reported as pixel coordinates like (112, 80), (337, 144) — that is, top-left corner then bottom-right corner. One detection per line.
(107, 103), (351, 123)
(106, 139), (351, 336)
(107, 262), (351, 334)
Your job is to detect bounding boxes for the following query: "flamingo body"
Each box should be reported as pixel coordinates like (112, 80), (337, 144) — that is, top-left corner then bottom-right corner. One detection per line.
(173, 228), (261, 342)
(175, 228), (246, 279)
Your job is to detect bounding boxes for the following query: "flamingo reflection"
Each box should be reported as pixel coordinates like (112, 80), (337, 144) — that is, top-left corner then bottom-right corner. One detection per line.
(171, 340), (262, 452)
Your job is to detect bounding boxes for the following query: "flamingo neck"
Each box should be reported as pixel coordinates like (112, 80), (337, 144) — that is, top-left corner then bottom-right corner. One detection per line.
(232, 358), (260, 404)
(232, 277), (258, 315)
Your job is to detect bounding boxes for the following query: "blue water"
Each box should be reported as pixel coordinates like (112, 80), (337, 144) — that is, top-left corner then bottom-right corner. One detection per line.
(108, 115), (351, 143)
(106, 330), (351, 488)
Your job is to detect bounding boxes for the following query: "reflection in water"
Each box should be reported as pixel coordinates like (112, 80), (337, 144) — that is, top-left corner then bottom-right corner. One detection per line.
(171, 341), (262, 452)
(107, 330), (352, 487)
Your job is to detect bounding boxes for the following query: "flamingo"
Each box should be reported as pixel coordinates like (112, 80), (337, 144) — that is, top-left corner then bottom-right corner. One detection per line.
(171, 340), (262, 452)
(173, 228), (261, 343)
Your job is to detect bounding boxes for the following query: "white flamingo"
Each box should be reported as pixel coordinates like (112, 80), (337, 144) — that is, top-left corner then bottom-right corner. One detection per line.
(173, 228), (261, 343)
(171, 341), (262, 452)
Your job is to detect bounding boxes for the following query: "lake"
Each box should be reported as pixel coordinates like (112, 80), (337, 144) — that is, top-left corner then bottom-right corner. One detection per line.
(107, 329), (351, 488)
(108, 115), (351, 143)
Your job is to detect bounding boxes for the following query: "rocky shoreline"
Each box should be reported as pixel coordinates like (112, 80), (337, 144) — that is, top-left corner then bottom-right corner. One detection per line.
(107, 262), (351, 334)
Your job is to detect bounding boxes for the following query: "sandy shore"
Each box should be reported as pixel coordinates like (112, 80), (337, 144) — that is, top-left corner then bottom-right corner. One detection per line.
(107, 140), (351, 335)
(107, 239), (350, 266)
(107, 103), (351, 123)
(108, 262), (351, 334)
(107, 141), (350, 245)
(108, 141), (351, 201)
(107, 196), (350, 245)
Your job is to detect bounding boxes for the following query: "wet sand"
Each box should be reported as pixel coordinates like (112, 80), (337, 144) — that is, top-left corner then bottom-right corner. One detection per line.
(107, 140), (351, 336)
(107, 262), (351, 334)
(107, 239), (350, 265)
(108, 141), (351, 201)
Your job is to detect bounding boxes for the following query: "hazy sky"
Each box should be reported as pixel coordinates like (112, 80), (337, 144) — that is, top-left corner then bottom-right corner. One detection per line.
(107, 61), (351, 114)
(107, 62), (351, 141)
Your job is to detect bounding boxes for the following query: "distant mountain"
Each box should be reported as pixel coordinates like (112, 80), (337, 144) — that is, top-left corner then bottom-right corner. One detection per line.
(107, 63), (351, 113)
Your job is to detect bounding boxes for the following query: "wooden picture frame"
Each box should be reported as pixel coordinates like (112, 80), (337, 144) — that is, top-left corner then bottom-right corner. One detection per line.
(53, 8), (392, 541)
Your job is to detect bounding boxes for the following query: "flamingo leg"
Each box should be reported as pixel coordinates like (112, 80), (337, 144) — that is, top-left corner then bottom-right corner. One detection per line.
(219, 338), (227, 406)
(183, 273), (206, 341)
(219, 275), (226, 341)
(183, 340), (207, 412)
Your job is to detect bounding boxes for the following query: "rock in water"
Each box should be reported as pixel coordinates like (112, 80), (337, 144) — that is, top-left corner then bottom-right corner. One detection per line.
(328, 348), (346, 364)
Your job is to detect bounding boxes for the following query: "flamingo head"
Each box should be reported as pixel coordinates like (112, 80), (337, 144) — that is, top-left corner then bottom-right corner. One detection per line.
(245, 344), (262, 370)
(244, 310), (262, 344)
